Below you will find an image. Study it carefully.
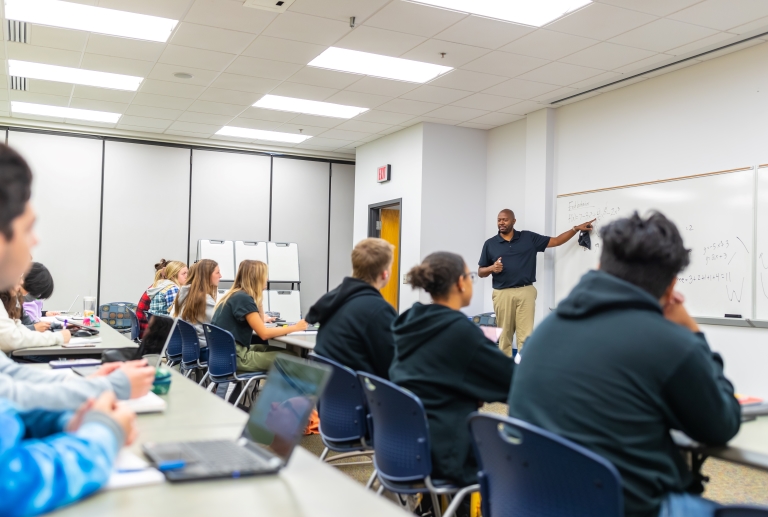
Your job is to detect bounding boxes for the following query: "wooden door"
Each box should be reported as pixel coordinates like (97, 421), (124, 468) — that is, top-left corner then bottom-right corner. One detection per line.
(379, 208), (400, 310)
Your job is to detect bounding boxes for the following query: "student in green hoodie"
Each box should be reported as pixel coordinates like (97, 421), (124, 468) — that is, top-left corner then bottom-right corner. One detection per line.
(508, 211), (741, 517)
(390, 251), (514, 488)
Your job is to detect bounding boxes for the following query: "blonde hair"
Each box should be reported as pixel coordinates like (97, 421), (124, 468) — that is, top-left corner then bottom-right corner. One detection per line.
(352, 238), (394, 284)
(174, 259), (218, 324)
(153, 260), (186, 287)
(216, 260), (267, 312)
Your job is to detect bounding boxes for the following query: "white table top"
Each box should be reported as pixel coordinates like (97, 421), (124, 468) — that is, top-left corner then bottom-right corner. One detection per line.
(11, 322), (138, 357)
(274, 333), (316, 350)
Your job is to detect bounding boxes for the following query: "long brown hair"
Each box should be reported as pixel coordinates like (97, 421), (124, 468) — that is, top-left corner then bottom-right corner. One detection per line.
(175, 259), (218, 324)
(0, 289), (21, 319)
(216, 260), (267, 312)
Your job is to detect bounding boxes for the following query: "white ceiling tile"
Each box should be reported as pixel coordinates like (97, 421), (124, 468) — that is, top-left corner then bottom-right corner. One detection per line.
(401, 85), (471, 104)
(450, 93), (519, 111)
(546, 3), (657, 40)
(227, 117), (283, 130)
(335, 26), (426, 57)
(499, 100), (546, 115)
(548, 89), (602, 105)
(288, 0), (390, 23)
(320, 128), (376, 140)
(569, 71), (622, 89)
(159, 45), (236, 72)
(118, 116), (173, 130)
(85, 34), (166, 62)
(345, 77), (420, 97)
(184, 0), (276, 33)
(286, 67), (361, 90)
(457, 121), (495, 130)
(291, 136), (350, 148)
(131, 93), (195, 110)
(187, 100), (246, 116)
(198, 88), (263, 106)
(125, 104), (184, 120)
(226, 56), (303, 80)
(238, 107), (298, 122)
(354, 110), (414, 125)
(286, 113), (344, 128)
(609, 18), (719, 53)
(6, 43), (82, 67)
(462, 51), (549, 78)
(171, 23), (256, 54)
(241, 36), (326, 65)
(481, 78), (560, 99)
(499, 30), (599, 61)
(262, 11), (351, 46)
(333, 119), (391, 133)
(532, 86), (578, 103)
(117, 124), (167, 134)
(403, 115), (458, 126)
(664, 32), (734, 55)
(9, 91), (70, 106)
(378, 125), (406, 135)
(559, 42), (657, 71)
(668, 0), (768, 31)
(468, 112), (524, 126)
(168, 120), (221, 134)
(728, 15), (768, 34)
(425, 105), (489, 122)
(400, 40), (491, 68)
(356, 132), (384, 143)
(597, 75), (648, 92)
(323, 90), (392, 108)
(139, 79), (207, 99)
(68, 98), (129, 113)
(269, 82), (339, 101)
(274, 123), (329, 136)
(612, 53), (674, 73)
(26, 26), (88, 52)
(148, 63), (219, 86)
(210, 73), (281, 94)
(429, 69), (508, 92)
(176, 111), (234, 125)
(27, 79), (73, 97)
(376, 98), (443, 115)
(517, 62), (604, 86)
(595, 0), (704, 17)
(98, 0), (194, 19)
(364, 1), (467, 38)
(166, 129), (213, 138)
(71, 85), (136, 104)
(435, 15), (535, 50)
(80, 53), (155, 76)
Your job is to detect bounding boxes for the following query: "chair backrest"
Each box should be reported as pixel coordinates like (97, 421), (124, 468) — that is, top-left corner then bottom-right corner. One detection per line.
(152, 314), (182, 359)
(127, 308), (140, 341)
(716, 507), (768, 516)
(177, 319), (201, 365)
(100, 302), (135, 329)
(202, 323), (238, 378)
(310, 354), (369, 444)
(469, 413), (623, 517)
(356, 372), (432, 483)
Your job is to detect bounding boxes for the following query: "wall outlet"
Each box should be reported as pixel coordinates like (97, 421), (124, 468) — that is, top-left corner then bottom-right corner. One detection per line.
(403, 274), (408, 284)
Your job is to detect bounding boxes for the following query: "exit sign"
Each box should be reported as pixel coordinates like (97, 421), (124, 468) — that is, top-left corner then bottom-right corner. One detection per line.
(377, 164), (391, 183)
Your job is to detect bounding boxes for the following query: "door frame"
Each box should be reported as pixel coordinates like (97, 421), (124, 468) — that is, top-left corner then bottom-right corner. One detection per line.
(368, 198), (402, 311)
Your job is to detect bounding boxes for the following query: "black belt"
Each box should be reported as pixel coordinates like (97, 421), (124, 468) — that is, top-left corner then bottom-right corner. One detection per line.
(506, 284), (532, 289)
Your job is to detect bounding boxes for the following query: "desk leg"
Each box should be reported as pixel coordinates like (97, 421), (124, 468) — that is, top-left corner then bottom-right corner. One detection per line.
(688, 450), (710, 494)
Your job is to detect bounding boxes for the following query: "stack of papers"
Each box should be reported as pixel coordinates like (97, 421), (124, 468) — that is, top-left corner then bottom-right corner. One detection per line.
(106, 450), (165, 490)
(118, 391), (167, 414)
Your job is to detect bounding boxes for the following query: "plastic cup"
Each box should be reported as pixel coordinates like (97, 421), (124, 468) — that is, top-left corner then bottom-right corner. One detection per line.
(83, 296), (96, 318)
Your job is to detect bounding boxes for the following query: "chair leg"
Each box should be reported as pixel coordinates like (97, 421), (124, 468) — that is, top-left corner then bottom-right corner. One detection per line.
(198, 371), (209, 386)
(319, 447), (329, 461)
(376, 485), (384, 496)
(206, 381), (217, 393)
(365, 469), (378, 490)
(183, 368), (193, 378)
(431, 493), (443, 517)
(441, 485), (480, 517)
(233, 377), (259, 407)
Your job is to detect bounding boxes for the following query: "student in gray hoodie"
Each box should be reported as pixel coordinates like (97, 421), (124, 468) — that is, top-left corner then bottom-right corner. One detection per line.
(173, 259), (221, 354)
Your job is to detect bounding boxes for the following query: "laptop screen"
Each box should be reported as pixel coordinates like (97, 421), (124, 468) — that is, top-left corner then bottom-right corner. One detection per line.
(142, 315), (176, 367)
(241, 355), (330, 463)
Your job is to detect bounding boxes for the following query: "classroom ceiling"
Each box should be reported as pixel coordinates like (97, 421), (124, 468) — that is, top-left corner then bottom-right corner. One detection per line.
(2, 0), (768, 158)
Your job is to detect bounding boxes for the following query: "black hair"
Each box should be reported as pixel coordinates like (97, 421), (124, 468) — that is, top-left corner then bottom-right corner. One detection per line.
(23, 262), (54, 299)
(407, 251), (466, 299)
(0, 145), (33, 240)
(600, 211), (690, 298)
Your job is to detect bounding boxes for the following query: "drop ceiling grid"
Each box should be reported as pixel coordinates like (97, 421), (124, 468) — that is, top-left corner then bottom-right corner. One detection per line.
(0, 0), (766, 152)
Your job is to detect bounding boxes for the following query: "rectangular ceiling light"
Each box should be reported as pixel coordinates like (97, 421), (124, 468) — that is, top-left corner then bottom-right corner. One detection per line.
(12, 101), (121, 123)
(216, 126), (311, 144)
(308, 47), (452, 83)
(253, 95), (368, 119)
(407, 0), (592, 27)
(5, 0), (179, 42)
(9, 60), (143, 91)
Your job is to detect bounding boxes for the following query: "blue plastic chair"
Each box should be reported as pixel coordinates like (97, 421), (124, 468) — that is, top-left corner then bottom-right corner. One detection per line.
(100, 302), (136, 332)
(152, 314), (182, 367)
(468, 413), (623, 517)
(356, 372), (464, 516)
(127, 308), (140, 343)
(202, 323), (266, 407)
(309, 354), (376, 486)
(716, 507), (768, 516)
(177, 319), (208, 385)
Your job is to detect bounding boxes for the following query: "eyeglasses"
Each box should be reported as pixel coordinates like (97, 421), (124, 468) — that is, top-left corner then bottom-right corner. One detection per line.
(464, 272), (478, 283)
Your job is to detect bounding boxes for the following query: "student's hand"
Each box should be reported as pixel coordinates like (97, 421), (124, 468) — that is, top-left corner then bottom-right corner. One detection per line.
(60, 329), (72, 343)
(266, 316), (277, 323)
(33, 321), (51, 332)
(89, 362), (123, 378)
(663, 291), (700, 333)
(574, 219), (596, 232)
(92, 392), (139, 445)
(119, 361), (156, 399)
(46, 311), (61, 316)
(66, 398), (95, 432)
(291, 319), (309, 332)
(491, 257), (503, 274)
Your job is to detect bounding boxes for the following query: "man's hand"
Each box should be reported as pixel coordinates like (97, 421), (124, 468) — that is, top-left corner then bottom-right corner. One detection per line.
(119, 360), (156, 399)
(663, 291), (700, 333)
(491, 257), (503, 274)
(574, 219), (596, 232)
(89, 362), (122, 378)
(33, 321), (50, 332)
(92, 392), (139, 445)
(66, 398), (95, 432)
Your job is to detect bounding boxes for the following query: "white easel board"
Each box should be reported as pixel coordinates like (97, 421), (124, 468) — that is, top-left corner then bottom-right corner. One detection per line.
(268, 290), (301, 322)
(197, 240), (235, 281)
(267, 242), (300, 282)
(235, 241), (268, 272)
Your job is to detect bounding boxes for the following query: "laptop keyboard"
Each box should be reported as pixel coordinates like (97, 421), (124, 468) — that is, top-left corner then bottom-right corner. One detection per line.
(180, 440), (272, 473)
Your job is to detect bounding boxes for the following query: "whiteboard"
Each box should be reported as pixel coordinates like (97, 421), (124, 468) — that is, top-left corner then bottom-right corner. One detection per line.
(555, 169), (754, 319)
(755, 166), (768, 320)
(235, 241), (268, 272)
(267, 242), (300, 282)
(197, 240), (236, 281)
(268, 290), (302, 321)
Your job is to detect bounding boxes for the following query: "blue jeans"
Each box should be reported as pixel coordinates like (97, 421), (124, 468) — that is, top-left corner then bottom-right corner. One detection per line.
(658, 492), (720, 517)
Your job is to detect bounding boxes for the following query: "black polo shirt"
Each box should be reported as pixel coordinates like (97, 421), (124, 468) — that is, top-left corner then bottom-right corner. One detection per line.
(479, 230), (550, 290)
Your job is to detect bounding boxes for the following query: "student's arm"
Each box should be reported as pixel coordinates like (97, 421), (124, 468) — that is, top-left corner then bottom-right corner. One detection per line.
(245, 312), (307, 340)
(461, 331), (515, 403)
(662, 333), (741, 445)
(0, 311), (69, 352)
(363, 305), (397, 379)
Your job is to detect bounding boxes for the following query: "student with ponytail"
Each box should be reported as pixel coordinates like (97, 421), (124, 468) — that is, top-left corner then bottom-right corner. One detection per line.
(173, 259), (221, 352)
(135, 259), (188, 337)
(389, 252), (514, 491)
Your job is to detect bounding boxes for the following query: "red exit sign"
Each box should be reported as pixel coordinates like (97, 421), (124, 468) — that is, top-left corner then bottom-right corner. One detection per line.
(377, 164), (391, 183)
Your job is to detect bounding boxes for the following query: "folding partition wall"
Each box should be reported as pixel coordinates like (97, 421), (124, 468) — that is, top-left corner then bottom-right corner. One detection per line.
(328, 163), (355, 290)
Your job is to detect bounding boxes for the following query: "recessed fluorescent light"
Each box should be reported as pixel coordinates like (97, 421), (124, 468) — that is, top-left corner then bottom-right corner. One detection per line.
(216, 126), (311, 144)
(407, 0), (591, 27)
(9, 60), (143, 91)
(11, 101), (121, 123)
(308, 48), (452, 83)
(253, 95), (368, 119)
(5, 0), (179, 42)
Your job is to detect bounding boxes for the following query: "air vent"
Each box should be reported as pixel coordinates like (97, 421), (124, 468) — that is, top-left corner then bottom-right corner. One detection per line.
(6, 20), (29, 43)
(243, 0), (295, 13)
(10, 76), (27, 91)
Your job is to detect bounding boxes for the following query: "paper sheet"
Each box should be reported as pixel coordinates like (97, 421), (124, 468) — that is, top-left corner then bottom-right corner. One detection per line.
(118, 391), (167, 414)
(105, 451), (165, 490)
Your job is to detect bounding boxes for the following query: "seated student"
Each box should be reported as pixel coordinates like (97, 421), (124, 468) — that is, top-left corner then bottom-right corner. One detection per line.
(507, 212), (741, 517)
(147, 260), (187, 315)
(136, 259), (167, 338)
(173, 259), (221, 355)
(0, 391), (136, 517)
(1, 280), (42, 332)
(212, 260), (306, 374)
(389, 252), (514, 487)
(0, 284), (71, 352)
(306, 238), (397, 379)
(20, 262), (59, 323)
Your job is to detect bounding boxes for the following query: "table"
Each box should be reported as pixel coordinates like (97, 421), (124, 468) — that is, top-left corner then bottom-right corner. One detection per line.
(53, 370), (406, 517)
(704, 416), (768, 471)
(274, 333), (316, 350)
(11, 322), (139, 357)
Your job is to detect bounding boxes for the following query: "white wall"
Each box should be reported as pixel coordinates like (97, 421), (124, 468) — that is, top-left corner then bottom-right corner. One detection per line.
(328, 163), (356, 290)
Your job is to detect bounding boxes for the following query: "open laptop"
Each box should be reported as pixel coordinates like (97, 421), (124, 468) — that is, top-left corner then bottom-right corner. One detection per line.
(142, 355), (330, 481)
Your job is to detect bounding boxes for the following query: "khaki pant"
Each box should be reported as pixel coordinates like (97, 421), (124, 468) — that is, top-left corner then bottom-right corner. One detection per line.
(236, 343), (298, 372)
(492, 285), (537, 356)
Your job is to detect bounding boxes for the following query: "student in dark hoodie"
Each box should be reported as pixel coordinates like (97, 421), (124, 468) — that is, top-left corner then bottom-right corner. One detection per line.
(508, 211), (740, 517)
(307, 238), (397, 379)
(390, 252), (514, 488)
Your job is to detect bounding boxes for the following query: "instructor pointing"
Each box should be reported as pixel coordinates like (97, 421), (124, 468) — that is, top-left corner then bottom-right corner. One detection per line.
(479, 209), (595, 356)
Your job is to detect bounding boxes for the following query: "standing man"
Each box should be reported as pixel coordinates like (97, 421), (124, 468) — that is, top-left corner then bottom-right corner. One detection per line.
(478, 209), (594, 356)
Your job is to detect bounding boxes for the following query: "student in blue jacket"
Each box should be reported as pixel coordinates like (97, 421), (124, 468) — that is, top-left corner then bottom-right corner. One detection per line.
(0, 391), (136, 517)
